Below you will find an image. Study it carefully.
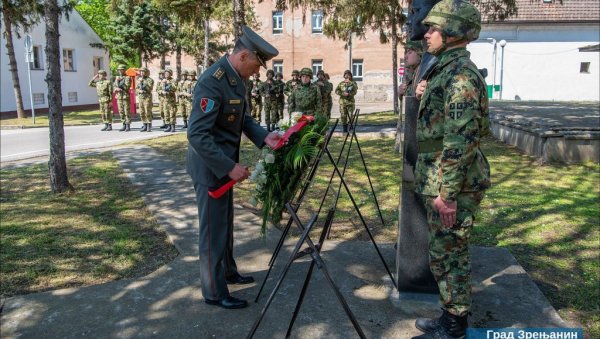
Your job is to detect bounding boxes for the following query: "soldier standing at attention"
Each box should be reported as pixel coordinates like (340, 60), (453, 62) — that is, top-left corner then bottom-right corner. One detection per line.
(284, 70), (301, 120)
(136, 67), (154, 132)
(325, 73), (333, 117)
(161, 68), (178, 132)
(288, 67), (322, 117)
(177, 70), (189, 129)
(261, 69), (280, 131)
(156, 69), (168, 129)
(274, 72), (285, 126)
(335, 70), (358, 133)
(315, 70), (333, 119)
(412, 1), (491, 338)
(88, 69), (113, 131)
(186, 26), (281, 309)
(113, 64), (132, 132)
(183, 70), (197, 128)
(250, 72), (263, 122)
(399, 40), (423, 98)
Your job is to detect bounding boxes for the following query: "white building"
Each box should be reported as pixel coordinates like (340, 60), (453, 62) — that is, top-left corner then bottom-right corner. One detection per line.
(1, 10), (110, 115)
(469, 0), (600, 101)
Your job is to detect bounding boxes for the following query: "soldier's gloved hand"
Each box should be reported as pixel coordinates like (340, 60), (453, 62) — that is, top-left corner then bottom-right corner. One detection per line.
(433, 196), (457, 228)
(264, 132), (282, 149)
(228, 164), (250, 182)
(416, 80), (427, 100)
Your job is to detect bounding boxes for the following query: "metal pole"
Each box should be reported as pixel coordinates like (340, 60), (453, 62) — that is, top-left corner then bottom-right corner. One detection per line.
(24, 34), (36, 124)
(27, 58), (35, 124)
(499, 40), (507, 100)
(348, 32), (352, 71)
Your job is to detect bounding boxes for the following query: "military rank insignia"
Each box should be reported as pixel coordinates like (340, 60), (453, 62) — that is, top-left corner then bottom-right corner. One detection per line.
(449, 102), (467, 119)
(200, 98), (215, 113)
(212, 68), (225, 80)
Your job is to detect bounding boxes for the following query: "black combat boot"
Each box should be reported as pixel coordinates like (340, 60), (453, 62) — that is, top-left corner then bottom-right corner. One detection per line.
(101, 123), (108, 131)
(106, 123), (112, 131)
(119, 124), (127, 131)
(342, 124), (348, 134)
(140, 123), (147, 132)
(170, 124), (176, 132)
(160, 122), (168, 129)
(413, 310), (468, 339)
(183, 120), (188, 128)
(164, 124), (172, 132)
(125, 124), (131, 132)
(146, 123), (152, 132)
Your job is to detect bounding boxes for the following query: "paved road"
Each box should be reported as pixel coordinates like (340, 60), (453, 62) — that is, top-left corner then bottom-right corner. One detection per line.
(0, 119), (183, 163)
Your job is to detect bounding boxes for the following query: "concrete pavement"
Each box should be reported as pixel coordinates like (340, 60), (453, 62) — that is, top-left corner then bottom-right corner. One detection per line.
(0, 145), (568, 338)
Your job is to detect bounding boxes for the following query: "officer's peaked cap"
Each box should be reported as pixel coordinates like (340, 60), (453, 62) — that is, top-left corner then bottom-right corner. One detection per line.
(239, 26), (279, 68)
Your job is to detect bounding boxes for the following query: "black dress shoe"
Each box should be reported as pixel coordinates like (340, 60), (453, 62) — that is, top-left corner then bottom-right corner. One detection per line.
(205, 296), (248, 309)
(225, 274), (255, 285)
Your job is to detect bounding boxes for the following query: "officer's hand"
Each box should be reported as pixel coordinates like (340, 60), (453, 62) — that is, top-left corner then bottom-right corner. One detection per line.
(398, 83), (407, 96)
(228, 164), (250, 182)
(416, 80), (427, 100)
(264, 132), (282, 149)
(433, 196), (457, 228)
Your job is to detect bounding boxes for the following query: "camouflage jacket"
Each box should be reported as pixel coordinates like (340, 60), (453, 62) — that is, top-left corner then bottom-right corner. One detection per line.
(314, 79), (333, 104)
(156, 78), (164, 98)
(250, 79), (262, 103)
(260, 79), (282, 102)
(183, 79), (196, 101)
(89, 79), (112, 103)
(403, 66), (418, 97)
(284, 79), (301, 97)
(161, 78), (177, 100)
(177, 79), (187, 100)
(274, 79), (285, 103)
(113, 75), (131, 99)
(415, 48), (491, 201)
(288, 82), (322, 116)
(136, 76), (154, 98)
(335, 80), (358, 104)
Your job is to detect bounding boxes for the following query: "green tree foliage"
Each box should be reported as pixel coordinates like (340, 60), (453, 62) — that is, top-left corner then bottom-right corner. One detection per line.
(75, 0), (112, 44)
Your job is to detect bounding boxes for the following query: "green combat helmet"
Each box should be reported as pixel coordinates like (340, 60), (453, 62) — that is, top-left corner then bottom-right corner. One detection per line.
(97, 69), (107, 75)
(266, 69), (274, 77)
(423, 0), (481, 42)
(405, 40), (425, 56)
(164, 68), (173, 76)
(300, 67), (313, 77)
(139, 67), (148, 73)
(181, 70), (189, 76)
(189, 70), (197, 77)
(117, 64), (127, 70)
(292, 70), (299, 76)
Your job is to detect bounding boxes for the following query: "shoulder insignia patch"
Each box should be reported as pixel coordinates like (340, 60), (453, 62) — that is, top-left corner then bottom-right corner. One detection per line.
(228, 76), (237, 86)
(200, 98), (215, 113)
(212, 68), (225, 80)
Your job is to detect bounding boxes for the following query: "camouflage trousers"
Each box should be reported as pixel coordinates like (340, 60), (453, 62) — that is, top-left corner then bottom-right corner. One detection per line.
(251, 98), (262, 122)
(117, 97), (131, 124)
(277, 100), (284, 124)
(138, 96), (153, 123)
(327, 99), (333, 118)
(421, 191), (485, 317)
(179, 99), (192, 121)
(158, 97), (166, 123)
(164, 98), (177, 125)
(99, 100), (112, 123)
(264, 99), (279, 125)
(322, 98), (332, 119)
(339, 101), (354, 125)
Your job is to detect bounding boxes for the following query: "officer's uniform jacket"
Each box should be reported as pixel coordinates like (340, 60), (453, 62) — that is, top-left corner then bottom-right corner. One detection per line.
(187, 55), (268, 187)
(415, 48), (491, 201)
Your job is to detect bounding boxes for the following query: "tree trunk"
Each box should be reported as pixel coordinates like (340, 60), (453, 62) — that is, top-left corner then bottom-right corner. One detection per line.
(203, 18), (210, 68)
(160, 53), (165, 69)
(392, 10), (402, 153)
(232, 0), (245, 40)
(176, 45), (181, 80)
(45, 0), (72, 193)
(1, 4), (27, 119)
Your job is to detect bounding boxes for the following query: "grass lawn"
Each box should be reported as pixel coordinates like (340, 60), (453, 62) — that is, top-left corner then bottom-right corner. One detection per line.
(356, 110), (397, 126)
(0, 108), (112, 126)
(143, 132), (599, 337)
(0, 153), (178, 298)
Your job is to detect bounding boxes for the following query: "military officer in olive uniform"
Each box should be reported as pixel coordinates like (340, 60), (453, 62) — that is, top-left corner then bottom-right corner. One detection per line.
(88, 69), (113, 131)
(288, 67), (322, 117)
(182, 70), (197, 128)
(412, 1), (491, 338)
(335, 70), (358, 133)
(156, 69), (168, 128)
(113, 64), (132, 132)
(136, 67), (154, 132)
(177, 70), (189, 128)
(284, 70), (301, 120)
(274, 72), (285, 126)
(161, 69), (178, 132)
(250, 72), (263, 122)
(261, 69), (281, 131)
(187, 26), (281, 310)
(314, 70), (333, 119)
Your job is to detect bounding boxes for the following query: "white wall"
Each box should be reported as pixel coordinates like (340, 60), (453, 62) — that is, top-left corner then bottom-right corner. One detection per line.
(0, 10), (110, 113)
(469, 23), (599, 101)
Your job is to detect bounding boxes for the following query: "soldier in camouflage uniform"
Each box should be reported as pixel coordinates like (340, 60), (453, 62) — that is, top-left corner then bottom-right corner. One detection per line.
(288, 67), (322, 117)
(325, 73), (333, 117)
(260, 69), (281, 131)
(274, 72), (285, 126)
(284, 70), (301, 120)
(113, 64), (132, 132)
(399, 40), (424, 98)
(177, 70), (189, 128)
(412, 1), (491, 338)
(156, 70), (168, 128)
(136, 67), (154, 132)
(161, 68), (178, 132)
(334, 70), (358, 133)
(250, 73), (263, 122)
(182, 70), (197, 128)
(314, 70), (333, 119)
(88, 69), (113, 131)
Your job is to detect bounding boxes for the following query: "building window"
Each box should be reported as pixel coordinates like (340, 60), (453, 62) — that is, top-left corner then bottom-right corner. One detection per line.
(311, 60), (323, 79)
(33, 93), (45, 105)
(352, 59), (363, 81)
(63, 49), (75, 71)
(30, 45), (43, 70)
(164, 59), (171, 67)
(93, 57), (104, 74)
(272, 60), (283, 76)
(272, 11), (283, 34)
(312, 10), (324, 33)
(542, 0), (553, 3)
(580, 62), (590, 73)
(68, 92), (78, 103)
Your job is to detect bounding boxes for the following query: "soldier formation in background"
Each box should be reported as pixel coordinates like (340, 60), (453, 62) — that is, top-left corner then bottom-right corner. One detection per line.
(315, 70), (333, 119)
(114, 64), (132, 132)
(261, 69), (282, 131)
(136, 67), (154, 132)
(335, 70), (358, 133)
(288, 67), (322, 117)
(161, 69), (178, 132)
(250, 73), (263, 121)
(88, 69), (113, 131)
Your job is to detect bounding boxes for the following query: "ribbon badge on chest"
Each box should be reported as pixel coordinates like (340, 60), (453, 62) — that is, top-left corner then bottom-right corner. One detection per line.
(200, 98), (215, 113)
